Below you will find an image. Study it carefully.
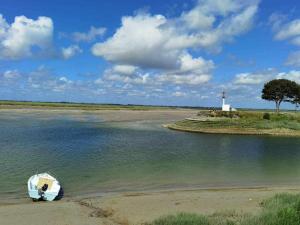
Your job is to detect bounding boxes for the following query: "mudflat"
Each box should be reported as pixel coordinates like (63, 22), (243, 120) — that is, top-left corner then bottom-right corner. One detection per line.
(0, 108), (199, 122)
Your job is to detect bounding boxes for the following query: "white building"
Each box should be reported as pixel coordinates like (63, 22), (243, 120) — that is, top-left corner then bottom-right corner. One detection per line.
(222, 92), (236, 111)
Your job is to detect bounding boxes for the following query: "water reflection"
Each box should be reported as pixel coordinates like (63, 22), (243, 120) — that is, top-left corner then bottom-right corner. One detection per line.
(1, 111), (300, 202)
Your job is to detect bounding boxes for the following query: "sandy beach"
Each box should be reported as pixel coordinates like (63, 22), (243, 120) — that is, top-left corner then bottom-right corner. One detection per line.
(0, 108), (199, 122)
(1, 186), (300, 225)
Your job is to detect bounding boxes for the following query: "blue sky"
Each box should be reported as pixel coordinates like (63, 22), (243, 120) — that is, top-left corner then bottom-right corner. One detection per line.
(1, 0), (300, 109)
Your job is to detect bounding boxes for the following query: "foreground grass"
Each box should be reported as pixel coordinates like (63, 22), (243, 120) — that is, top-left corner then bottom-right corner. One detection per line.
(167, 111), (300, 136)
(149, 193), (300, 225)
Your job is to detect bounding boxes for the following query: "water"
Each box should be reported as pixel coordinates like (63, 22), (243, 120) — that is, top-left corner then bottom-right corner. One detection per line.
(1, 110), (300, 202)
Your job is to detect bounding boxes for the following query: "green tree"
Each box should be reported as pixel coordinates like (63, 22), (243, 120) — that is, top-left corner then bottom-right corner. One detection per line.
(291, 85), (300, 111)
(262, 79), (299, 113)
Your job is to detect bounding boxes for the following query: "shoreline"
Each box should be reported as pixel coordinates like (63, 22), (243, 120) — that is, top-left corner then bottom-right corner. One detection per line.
(1, 185), (300, 225)
(0, 108), (199, 123)
(0, 184), (292, 205)
(0, 102), (201, 111)
(166, 123), (300, 137)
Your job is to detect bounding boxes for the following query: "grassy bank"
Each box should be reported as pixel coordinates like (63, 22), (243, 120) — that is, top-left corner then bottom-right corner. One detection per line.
(149, 193), (300, 225)
(167, 111), (300, 136)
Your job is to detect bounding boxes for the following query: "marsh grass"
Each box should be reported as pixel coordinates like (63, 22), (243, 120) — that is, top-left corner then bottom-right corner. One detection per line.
(148, 213), (210, 225)
(0, 100), (175, 110)
(149, 193), (300, 225)
(172, 111), (300, 134)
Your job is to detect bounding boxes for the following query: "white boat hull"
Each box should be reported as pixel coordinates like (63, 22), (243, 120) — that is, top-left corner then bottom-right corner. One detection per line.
(27, 173), (62, 201)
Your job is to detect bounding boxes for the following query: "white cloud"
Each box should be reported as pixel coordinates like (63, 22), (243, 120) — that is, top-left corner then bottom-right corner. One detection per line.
(158, 73), (211, 85)
(270, 14), (300, 47)
(181, 0), (256, 32)
(274, 19), (300, 42)
(268, 13), (287, 31)
(101, 53), (214, 86)
(179, 54), (213, 73)
(285, 51), (300, 67)
(26, 67), (79, 93)
(61, 45), (82, 59)
(113, 65), (137, 75)
(92, 0), (258, 87)
(92, 14), (179, 69)
(233, 69), (300, 86)
(154, 53), (214, 85)
(233, 71), (273, 85)
(270, 15), (300, 66)
(72, 26), (106, 42)
(0, 14), (53, 59)
(172, 91), (187, 97)
(276, 70), (300, 83)
(2, 70), (20, 79)
(103, 70), (150, 85)
(92, 1), (258, 67)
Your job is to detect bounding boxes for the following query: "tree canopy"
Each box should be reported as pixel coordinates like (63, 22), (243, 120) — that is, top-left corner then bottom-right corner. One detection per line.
(262, 79), (299, 112)
(291, 85), (300, 109)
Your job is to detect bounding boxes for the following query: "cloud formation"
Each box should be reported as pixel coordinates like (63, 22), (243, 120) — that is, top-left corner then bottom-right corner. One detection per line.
(0, 1), (267, 107)
(0, 14), (53, 59)
(92, 0), (259, 85)
(233, 69), (275, 85)
(72, 26), (106, 42)
(61, 45), (82, 59)
(233, 68), (300, 85)
(286, 51), (300, 67)
(273, 19), (300, 44)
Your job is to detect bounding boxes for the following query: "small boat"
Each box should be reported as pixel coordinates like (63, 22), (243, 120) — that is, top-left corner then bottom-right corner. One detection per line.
(27, 173), (63, 201)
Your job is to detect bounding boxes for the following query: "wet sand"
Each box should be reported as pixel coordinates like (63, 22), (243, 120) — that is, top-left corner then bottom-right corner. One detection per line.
(0, 108), (199, 122)
(1, 186), (300, 225)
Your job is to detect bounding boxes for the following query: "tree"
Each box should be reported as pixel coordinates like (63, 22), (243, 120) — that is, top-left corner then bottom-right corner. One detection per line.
(262, 79), (299, 113)
(291, 85), (300, 111)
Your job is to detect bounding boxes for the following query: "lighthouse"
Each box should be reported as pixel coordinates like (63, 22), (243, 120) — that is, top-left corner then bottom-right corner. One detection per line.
(222, 91), (231, 111)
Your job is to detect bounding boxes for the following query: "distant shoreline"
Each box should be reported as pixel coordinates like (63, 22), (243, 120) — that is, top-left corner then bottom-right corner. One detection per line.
(0, 100), (216, 111)
(0, 100), (294, 112)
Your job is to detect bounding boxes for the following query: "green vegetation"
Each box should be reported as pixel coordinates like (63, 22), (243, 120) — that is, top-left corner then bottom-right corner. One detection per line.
(263, 113), (271, 120)
(168, 111), (300, 136)
(149, 193), (300, 225)
(149, 213), (211, 225)
(262, 79), (300, 113)
(0, 100), (178, 110)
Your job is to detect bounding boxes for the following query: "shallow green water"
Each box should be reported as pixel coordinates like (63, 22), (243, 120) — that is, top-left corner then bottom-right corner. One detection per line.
(1, 111), (300, 202)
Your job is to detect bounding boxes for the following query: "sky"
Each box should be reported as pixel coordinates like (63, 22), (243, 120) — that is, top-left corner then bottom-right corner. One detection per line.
(1, 0), (300, 109)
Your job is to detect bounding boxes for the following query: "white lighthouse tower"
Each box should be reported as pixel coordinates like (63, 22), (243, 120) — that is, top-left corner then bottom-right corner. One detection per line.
(222, 91), (231, 112)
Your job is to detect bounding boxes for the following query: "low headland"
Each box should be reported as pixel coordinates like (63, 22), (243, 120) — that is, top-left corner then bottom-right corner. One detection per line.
(166, 110), (300, 137)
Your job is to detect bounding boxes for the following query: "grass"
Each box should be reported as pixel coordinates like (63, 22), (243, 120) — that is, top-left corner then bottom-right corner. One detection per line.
(149, 213), (211, 225)
(148, 193), (300, 225)
(167, 111), (300, 136)
(0, 100), (177, 111)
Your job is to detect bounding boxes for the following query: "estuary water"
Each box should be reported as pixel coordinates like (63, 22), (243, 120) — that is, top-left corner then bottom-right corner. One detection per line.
(1, 110), (300, 202)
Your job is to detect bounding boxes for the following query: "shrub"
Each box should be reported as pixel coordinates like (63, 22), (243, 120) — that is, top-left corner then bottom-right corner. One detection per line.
(239, 193), (300, 225)
(263, 113), (271, 120)
(208, 111), (240, 118)
(148, 194), (300, 225)
(150, 213), (210, 225)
